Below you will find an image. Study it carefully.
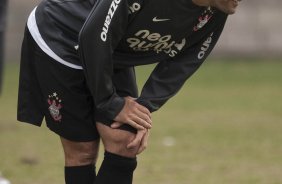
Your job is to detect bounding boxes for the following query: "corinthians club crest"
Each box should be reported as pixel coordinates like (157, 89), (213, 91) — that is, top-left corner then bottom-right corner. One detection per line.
(194, 7), (214, 32)
(47, 92), (63, 122)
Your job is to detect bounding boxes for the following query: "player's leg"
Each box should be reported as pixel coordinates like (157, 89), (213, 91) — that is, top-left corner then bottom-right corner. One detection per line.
(95, 123), (138, 184)
(18, 27), (100, 184)
(93, 67), (141, 184)
(61, 138), (100, 184)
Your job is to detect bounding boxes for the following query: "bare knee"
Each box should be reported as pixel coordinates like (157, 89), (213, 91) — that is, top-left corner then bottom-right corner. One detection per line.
(60, 137), (100, 166)
(96, 123), (138, 158)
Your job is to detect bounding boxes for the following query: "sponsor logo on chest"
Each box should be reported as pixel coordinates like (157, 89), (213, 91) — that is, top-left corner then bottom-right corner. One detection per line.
(127, 30), (186, 58)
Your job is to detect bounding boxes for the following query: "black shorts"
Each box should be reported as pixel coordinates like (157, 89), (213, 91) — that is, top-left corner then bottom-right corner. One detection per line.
(17, 27), (138, 142)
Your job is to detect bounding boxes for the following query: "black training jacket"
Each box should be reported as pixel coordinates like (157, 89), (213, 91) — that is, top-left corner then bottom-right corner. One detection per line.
(34, 0), (228, 122)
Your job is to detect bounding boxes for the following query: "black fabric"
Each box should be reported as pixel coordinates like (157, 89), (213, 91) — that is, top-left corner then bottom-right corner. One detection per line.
(35, 0), (95, 66)
(18, 27), (45, 125)
(95, 151), (137, 184)
(77, 0), (227, 121)
(65, 164), (96, 184)
(32, 0), (227, 123)
(18, 28), (99, 142)
(18, 28), (138, 140)
(96, 67), (138, 134)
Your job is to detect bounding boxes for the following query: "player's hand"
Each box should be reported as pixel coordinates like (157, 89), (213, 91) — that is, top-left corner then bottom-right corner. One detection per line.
(113, 97), (152, 130)
(110, 119), (150, 154)
(127, 129), (149, 154)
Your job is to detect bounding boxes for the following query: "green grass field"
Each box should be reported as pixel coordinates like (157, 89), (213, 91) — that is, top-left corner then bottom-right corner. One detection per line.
(0, 59), (282, 184)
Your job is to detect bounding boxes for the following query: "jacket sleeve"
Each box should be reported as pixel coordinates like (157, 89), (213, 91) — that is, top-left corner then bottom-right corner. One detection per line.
(78, 0), (129, 122)
(136, 16), (228, 112)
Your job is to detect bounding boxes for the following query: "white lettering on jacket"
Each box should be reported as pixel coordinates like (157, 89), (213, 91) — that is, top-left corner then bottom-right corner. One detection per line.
(101, 0), (121, 42)
(128, 2), (141, 14)
(127, 29), (186, 58)
(198, 32), (214, 60)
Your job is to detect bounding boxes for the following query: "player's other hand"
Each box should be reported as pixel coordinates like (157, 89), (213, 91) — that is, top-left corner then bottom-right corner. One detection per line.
(113, 96), (152, 130)
(127, 129), (149, 154)
(110, 122), (150, 154)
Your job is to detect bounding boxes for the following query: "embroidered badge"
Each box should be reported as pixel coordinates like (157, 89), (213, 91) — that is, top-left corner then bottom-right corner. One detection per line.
(47, 92), (63, 122)
(193, 7), (214, 32)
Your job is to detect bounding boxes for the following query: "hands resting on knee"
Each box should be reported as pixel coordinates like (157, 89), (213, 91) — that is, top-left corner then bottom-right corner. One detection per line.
(99, 96), (152, 156)
(111, 125), (150, 155)
(113, 96), (151, 155)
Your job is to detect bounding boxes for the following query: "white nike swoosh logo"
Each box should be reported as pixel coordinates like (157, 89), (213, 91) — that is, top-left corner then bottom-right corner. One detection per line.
(153, 17), (170, 22)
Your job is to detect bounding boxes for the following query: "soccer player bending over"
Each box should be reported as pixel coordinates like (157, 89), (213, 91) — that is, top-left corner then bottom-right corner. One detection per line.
(17, 0), (241, 183)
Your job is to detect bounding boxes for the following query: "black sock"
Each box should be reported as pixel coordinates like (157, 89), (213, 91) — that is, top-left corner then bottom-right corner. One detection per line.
(95, 151), (137, 184)
(65, 164), (96, 184)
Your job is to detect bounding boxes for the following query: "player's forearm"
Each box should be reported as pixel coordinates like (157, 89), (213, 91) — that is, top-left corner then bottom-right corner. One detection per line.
(78, 0), (129, 122)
